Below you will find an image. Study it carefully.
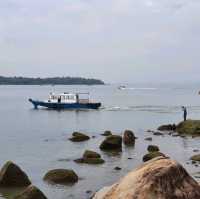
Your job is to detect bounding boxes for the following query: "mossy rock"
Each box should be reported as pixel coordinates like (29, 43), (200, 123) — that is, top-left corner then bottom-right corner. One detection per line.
(69, 132), (90, 142)
(143, 152), (165, 162)
(74, 150), (105, 164)
(14, 185), (47, 199)
(83, 150), (101, 159)
(100, 135), (122, 151)
(190, 154), (200, 162)
(101, 131), (112, 136)
(43, 169), (78, 185)
(147, 145), (159, 152)
(0, 161), (31, 187)
(176, 120), (200, 135)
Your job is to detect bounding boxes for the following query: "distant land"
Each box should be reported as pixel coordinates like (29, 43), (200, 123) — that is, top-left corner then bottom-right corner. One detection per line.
(0, 76), (104, 85)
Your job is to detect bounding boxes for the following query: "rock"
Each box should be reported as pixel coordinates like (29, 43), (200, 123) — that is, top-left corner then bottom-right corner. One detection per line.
(114, 167), (122, 171)
(144, 137), (152, 141)
(74, 150), (105, 164)
(83, 150), (101, 159)
(147, 145), (159, 152)
(69, 132), (90, 142)
(123, 130), (136, 146)
(176, 120), (200, 135)
(193, 149), (199, 152)
(101, 131), (112, 136)
(43, 169), (78, 185)
(92, 157), (200, 199)
(190, 154), (200, 162)
(14, 185), (47, 199)
(100, 135), (122, 151)
(153, 132), (164, 136)
(158, 124), (176, 131)
(0, 161), (31, 187)
(143, 151), (165, 162)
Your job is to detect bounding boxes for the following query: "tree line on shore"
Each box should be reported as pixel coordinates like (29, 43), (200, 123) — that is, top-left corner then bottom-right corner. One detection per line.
(0, 76), (104, 85)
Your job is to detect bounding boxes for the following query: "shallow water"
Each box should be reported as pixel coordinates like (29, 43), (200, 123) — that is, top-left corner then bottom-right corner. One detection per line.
(0, 84), (200, 199)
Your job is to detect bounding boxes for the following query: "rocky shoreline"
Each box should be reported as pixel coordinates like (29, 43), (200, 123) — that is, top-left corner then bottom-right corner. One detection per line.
(0, 120), (200, 199)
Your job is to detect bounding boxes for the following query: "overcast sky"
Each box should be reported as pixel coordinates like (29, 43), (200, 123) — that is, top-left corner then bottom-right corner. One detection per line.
(0, 0), (200, 83)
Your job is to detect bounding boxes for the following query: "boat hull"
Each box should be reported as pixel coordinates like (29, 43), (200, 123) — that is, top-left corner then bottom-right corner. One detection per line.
(29, 99), (101, 110)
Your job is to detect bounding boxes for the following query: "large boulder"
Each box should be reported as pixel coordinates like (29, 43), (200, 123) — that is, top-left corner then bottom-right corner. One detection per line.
(74, 150), (105, 164)
(0, 161), (31, 187)
(123, 130), (136, 146)
(14, 185), (47, 199)
(69, 132), (90, 142)
(100, 135), (122, 151)
(43, 169), (78, 185)
(176, 120), (200, 135)
(93, 157), (200, 199)
(158, 124), (176, 131)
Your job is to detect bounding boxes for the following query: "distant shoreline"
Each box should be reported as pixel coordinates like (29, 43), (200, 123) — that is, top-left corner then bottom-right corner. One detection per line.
(0, 76), (104, 85)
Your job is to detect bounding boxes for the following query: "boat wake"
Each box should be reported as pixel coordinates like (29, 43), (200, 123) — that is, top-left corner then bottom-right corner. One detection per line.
(105, 105), (200, 113)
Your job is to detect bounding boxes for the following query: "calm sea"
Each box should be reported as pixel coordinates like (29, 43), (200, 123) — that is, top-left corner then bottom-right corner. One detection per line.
(0, 84), (200, 199)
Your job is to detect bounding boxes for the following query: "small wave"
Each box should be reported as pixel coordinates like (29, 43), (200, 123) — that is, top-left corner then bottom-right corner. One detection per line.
(105, 105), (200, 113)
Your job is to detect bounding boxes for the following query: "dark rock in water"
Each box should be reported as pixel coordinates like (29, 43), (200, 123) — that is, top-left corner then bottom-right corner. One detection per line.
(69, 132), (90, 142)
(176, 120), (200, 136)
(190, 154), (200, 162)
(0, 161), (31, 187)
(74, 150), (105, 164)
(147, 145), (159, 152)
(157, 124), (176, 131)
(172, 133), (180, 137)
(153, 132), (164, 136)
(100, 135), (122, 151)
(123, 130), (136, 146)
(114, 167), (122, 171)
(14, 185), (47, 199)
(193, 149), (199, 152)
(101, 131), (112, 136)
(143, 152), (165, 162)
(144, 137), (152, 141)
(93, 157), (200, 199)
(83, 150), (101, 159)
(86, 190), (93, 194)
(128, 157), (132, 160)
(43, 169), (78, 185)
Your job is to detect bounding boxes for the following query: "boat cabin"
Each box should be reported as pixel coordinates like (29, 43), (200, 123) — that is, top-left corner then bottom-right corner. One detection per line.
(48, 92), (89, 104)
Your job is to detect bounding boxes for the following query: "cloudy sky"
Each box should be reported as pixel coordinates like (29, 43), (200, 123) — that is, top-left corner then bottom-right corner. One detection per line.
(0, 0), (200, 83)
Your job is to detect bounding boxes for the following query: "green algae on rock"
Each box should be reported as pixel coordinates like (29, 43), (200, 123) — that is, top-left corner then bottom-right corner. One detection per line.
(147, 145), (159, 152)
(100, 135), (122, 151)
(176, 120), (200, 135)
(43, 169), (78, 185)
(74, 150), (105, 164)
(69, 132), (90, 142)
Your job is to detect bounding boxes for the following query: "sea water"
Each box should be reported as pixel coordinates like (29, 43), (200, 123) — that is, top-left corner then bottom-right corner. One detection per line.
(0, 84), (200, 199)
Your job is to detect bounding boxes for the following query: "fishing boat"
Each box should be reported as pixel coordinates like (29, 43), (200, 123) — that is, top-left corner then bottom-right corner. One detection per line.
(29, 92), (101, 110)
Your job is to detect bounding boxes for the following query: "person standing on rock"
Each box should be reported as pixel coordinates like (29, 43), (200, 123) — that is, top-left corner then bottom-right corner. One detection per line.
(182, 106), (187, 121)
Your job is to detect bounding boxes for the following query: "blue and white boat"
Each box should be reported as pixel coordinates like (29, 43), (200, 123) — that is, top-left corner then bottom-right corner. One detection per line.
(29, 92), (101, 110)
